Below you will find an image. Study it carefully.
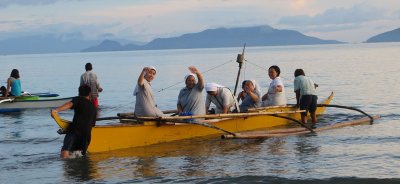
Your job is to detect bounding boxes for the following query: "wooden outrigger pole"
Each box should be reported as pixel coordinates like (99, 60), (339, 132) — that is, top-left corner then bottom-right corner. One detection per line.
(233, 43), (246, 96)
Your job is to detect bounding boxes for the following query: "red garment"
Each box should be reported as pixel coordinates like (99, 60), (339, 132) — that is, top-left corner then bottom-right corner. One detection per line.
(91, 97), (99, 108)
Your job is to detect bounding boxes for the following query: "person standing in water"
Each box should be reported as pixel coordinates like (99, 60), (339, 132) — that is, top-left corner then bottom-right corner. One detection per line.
(294, 69), (318, 127)
(80, 63), (103, 108)
(52, 85), (97, 159)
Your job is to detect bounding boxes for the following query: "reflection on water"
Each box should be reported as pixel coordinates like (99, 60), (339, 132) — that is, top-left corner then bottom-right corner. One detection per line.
(63, 157), (99, 182)
(1, 43), (400, 183)
(78, 137), (268, 178)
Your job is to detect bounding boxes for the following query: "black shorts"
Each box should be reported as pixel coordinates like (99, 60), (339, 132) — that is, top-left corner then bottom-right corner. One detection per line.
(61, 132), (89, 154)
(300, 95), (318, 115)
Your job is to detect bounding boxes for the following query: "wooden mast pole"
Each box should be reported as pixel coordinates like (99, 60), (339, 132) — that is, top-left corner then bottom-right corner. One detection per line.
(233, 43), (246, 96)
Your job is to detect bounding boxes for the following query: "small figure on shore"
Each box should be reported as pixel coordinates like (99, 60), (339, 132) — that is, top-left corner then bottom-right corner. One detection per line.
(177, 66), (206, 118)
(205, 83), (237, 114)
(294, 69), (318, 127)
(133, 66), (164, 117)
(52, 85), (97, 159)
(80, 63), (103, 108)
(262, 65), (287, 106)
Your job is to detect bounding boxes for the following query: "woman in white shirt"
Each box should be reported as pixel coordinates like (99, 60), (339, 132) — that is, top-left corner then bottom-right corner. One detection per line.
(262, 65), (287, 106)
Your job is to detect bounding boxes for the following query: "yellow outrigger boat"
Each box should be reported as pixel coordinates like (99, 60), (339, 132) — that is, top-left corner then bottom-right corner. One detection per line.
(52, 92), (334, 153)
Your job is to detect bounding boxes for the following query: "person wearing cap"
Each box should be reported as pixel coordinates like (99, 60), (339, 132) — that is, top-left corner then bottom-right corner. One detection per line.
(205, 83), (236, 114)
(80, 63), (103, 108)
(239, 80), (261, 112)
(133, 66), (164, 117)
(177, 66), (205, 118)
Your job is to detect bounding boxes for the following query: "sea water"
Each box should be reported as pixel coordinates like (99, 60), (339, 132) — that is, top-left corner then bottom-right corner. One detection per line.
(0, 43), (399, 183)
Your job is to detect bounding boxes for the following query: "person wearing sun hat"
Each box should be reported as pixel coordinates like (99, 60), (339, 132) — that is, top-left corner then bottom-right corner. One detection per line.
(133, 66), (164, 117)
(177, 66), (205, 120)
(205, 82), (237, 114)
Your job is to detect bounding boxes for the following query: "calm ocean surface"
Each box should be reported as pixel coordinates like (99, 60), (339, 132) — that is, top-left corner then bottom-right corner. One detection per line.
(0, 43), (399, 183)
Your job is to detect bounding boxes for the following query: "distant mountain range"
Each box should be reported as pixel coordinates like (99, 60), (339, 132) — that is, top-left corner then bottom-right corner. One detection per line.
(2, 26), (400, 55)
(366, 27), (400, 43)
(82, 25), (344, 52)
(0, 34), (99, 55)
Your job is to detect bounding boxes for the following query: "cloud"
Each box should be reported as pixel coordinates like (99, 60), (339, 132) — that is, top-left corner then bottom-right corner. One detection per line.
(0, 0), (89, 8)
(0, 0), (58, 8)
(278, 3), (385, 26)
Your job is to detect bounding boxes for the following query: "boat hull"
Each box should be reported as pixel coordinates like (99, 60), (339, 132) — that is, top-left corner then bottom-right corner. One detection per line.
(0, 97), (72, 112)
(88, 93), (334, 153)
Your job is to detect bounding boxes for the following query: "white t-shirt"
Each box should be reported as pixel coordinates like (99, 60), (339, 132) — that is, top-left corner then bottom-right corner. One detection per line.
(262, 77), (287, 106)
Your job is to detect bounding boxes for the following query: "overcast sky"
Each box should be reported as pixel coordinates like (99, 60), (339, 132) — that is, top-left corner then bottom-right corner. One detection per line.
(0, 0), (399, 43)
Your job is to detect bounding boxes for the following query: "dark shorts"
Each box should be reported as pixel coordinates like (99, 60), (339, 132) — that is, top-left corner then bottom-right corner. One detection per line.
(300, 95), (318, 115)
(61, 132), (89, 155)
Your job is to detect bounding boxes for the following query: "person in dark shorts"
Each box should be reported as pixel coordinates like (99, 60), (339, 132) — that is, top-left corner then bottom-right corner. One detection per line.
(294, 69), (318, 127)
(52, 85), (97, 158)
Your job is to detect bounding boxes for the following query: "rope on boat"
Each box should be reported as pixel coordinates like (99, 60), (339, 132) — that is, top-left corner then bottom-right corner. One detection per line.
(157, 60), (234, 92)
(246, 60), (294, 83)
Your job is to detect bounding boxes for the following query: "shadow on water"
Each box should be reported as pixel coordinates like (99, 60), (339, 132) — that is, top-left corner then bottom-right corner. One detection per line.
(63, 157), (99, 182)
(80, 136), (268, 178)
(188, 176), (400, 184)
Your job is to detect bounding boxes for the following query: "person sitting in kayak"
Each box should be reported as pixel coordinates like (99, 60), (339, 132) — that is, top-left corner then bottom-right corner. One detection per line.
(177, 66), (205, 120)
(52, 84), (97, 159)
(294, 69), (318, 128)
(239, 80), (261, 112)
(205, 83), (238, 114)
(133, 66), (164, 117)
(5, 69), (21, 97)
